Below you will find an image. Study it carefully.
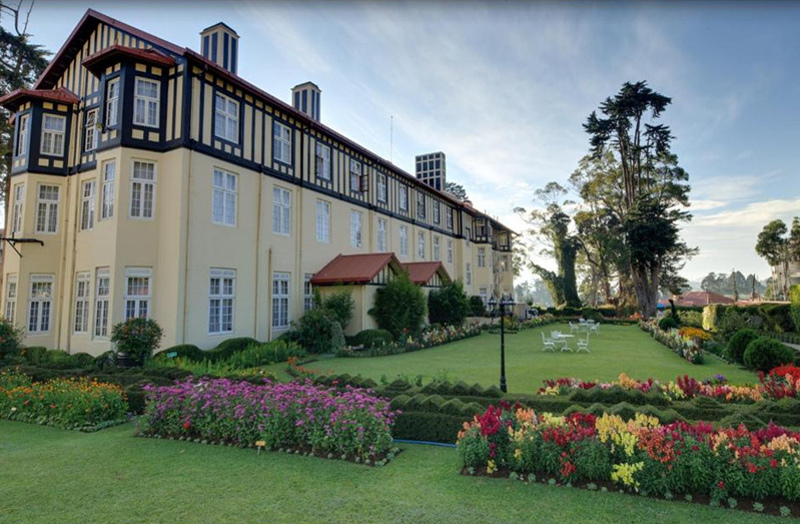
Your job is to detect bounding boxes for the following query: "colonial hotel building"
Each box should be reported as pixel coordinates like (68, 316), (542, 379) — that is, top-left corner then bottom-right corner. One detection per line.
(0, 10), (514, 354)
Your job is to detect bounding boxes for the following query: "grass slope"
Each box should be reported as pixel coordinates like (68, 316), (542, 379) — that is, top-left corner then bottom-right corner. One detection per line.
(271, 324), (756, 394)
(0, 421), (784, 524)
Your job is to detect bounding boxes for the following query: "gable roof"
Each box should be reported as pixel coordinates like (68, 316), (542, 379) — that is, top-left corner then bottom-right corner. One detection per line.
(402, 261), (451, 286)
(33, 9), (516, 237)
(310, 253), (402, 285)
(0, 87), (80, 111)
(674, 291), (735, 307)
(82, 44), (176, 74)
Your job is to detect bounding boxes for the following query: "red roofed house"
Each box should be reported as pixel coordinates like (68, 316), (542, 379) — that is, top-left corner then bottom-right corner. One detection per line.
(673, 291), (735, 307)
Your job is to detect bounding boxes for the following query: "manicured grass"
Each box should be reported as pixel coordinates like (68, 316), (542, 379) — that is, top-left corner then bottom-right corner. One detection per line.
(0, 420), (785, 524)
(267, 324), (758, 394)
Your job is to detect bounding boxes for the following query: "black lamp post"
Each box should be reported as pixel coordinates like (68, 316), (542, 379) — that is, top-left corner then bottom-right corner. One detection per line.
(488, 294), (516, 393)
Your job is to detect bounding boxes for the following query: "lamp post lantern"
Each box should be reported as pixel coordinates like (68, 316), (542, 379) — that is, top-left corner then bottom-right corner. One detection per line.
(489, 294), (515, 393)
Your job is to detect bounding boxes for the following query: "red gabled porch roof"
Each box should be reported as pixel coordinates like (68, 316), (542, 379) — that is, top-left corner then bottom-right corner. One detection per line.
(402, 261), (451, 286)
(0, 87), (80, 111)
(311, 253), (402, 285)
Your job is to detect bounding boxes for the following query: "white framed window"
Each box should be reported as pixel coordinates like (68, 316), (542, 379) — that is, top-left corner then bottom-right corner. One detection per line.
(377, 219), (387, 252)
(465, 227), (472, 247)
(433, 236), (440, 260)
(398, 185), (408, 212)
(480, 287), (488, 306)
(212, 168), (237, 226)
(4, 275), (17, 324)
(28, 275), (53, 333)
(94, 268), (110, 338)
(16, 113), (29, 156)
(40, 114), (65, 156)
(35, 184), (59, 234)
(106, 77), (120, 127)
(273, 121), (292, 164)
(131, 160), (156, 219)
(134, 78), (160, 127)
(84, 109), (98, 152)
(73, 272), (90, 333)
(101, 160), (115, 220)
(400, 225), (408, 257)
(350, 210), (363, 248)
(478, 247), (486, 268)
(124, 268), (151, 320)
(447, 239), (454, 263)
(446, 207), (453, 229)
(349, 159), (362, 193)
(316, 200), (330, 243)
(433, 200), (441, 225)
(315, 142), (331, 181)
(417, 231), (426, 259)
(209, 268), (235, 334)
(466, 263), (472, 285)
(304, 274), (314, 312)
(416, 192), (426, 220)
(80, 180), (96, 231)
(377, 173), (387, 203)
(272, 187), (291, 236)
(214, 92), (239, 142)
(11, 184), (24, 235)
(272, 272), (290, 329)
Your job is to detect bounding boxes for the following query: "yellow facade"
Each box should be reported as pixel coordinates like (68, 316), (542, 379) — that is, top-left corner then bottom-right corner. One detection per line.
(0, 11), (514, 354)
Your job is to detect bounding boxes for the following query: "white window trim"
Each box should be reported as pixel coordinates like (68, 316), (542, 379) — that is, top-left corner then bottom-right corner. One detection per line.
(315, 142), (332, 181)
(94, 268), (111, 339)
(273, 121), (292, 164)
(40, 114), (66, 157)
(27, 275), (54, 334)
(433, 200), (441, 225)
(123, 267), (152, 320)
(106, 77), (120, 127)
(272, 272), (290, 330)
(35, 184), (59, 234)
(100, 160), (115, 220)
(349, 159), (362, 193)
(133, 77), (160, 128)
(416, 193), (426, 220)
(350, 210), (363, 248)
(377, 173), (388, 203)
(11, 184), (24, 235)
(84, 108), (98, 152)
(316, 200), (331, 243)
(303, 273), (314, 312)
(433, 236), (440, 261)
(399, 185), (408, 212)
(400, 226), (408, 258)
(130, 160), (156, 220)
(417, 231), (425, 259)
(447, 239), (454, 264)
(272, 187), (291, 236)
(377, 218), (387, 252)
(16, 113), (29, 157)
(214, 92), (239, 143)
(211, 168), (238, 227)
(80, 179), (96, 231)
(208, 268), (235, 335)
(73, 272), (91, 334)
(4, 274), (18, 324)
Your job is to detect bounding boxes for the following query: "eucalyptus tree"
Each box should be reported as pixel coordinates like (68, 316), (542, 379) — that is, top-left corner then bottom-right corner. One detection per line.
(755, 217), (800, 299)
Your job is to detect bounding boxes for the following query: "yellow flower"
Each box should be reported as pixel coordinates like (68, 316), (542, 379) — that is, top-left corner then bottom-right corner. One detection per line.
(611, 462), (644, 490)
(514, 448), (523, 460)
(487, 460), (497, 475)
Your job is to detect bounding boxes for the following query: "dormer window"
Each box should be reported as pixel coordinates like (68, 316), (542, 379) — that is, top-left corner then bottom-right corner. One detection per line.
(134, 78), (160, 127)
(106, 78), (120, 127)
(214, 92), (239, 143)
(40, 114), (65, 156)
(16, 113), (29, 156)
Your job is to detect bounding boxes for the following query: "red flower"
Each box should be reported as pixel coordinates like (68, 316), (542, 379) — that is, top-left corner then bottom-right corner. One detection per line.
(183, 420), (191, 430)
(770, 459), (779, 468)
(747, 462), (758, 474)
(717, 481), (725, 489)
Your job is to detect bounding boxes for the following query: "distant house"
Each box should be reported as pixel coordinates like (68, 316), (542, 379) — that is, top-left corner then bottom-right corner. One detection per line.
(672, 291), (735, 307)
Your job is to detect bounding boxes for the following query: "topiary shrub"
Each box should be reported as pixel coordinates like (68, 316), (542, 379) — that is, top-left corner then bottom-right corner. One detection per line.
(0, 319), (24, 362)
(743, 337), (796, 372)
(69, 352), (97, 368)
(427, 280), (470, 327)
(320, 289), (355, 331)
(369, 271), (427, 338)
(154, 344), (204, 361)
(21, 346), (48, 364)
(206, 337), (259, 362)
(110, 318), (164, 366)
(726, 328), (760, 364)
(352, 329), (393, 349)
(291, 309), (343, 354)
(658, 316), (678, 331)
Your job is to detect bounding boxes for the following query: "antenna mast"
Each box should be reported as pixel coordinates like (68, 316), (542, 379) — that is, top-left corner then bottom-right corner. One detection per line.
(389, 115), (393, 163)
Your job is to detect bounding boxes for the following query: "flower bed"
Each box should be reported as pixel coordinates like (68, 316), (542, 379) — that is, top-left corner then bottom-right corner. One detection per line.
(537, 368), (800, 403)
(640, 319), (709, 364)
(0, 369), (127, 430)
(337, 324), (482, 358)
(137, 377), (399, 465)
(457, 402), (800, 515)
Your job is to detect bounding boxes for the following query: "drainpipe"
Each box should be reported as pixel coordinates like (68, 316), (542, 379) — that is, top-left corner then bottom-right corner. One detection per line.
(180, 149), (193, 344)
(253, 169), (262, 339)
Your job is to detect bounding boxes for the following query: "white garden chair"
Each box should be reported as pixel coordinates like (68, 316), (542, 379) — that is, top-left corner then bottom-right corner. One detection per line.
(577, 334), (591, 353)
(541, 332), (556, 352)
(589, 323), (600, 335)
(569, 322), (579, 333)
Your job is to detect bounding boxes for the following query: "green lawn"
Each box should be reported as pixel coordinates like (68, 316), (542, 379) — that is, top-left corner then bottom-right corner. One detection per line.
(0, 420), (785, 524)
(266, 324), (757, 394)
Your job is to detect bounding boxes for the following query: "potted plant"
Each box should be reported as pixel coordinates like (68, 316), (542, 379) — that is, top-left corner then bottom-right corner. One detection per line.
(110, 318), (164, 367)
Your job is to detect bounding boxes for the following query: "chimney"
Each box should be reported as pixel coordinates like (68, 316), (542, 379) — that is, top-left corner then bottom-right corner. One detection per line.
(200, 22), (239, 75)
(415, 151), (446, 191)
(291, 82), (321, 121)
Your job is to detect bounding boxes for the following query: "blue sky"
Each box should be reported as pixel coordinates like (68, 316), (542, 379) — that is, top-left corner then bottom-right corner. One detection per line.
(25, 0), (800, 284)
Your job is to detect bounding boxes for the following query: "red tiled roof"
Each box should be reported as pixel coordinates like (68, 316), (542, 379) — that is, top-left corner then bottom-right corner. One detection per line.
(82, 44), (176, 72)
(0, 87), (80, 110)
(402, 261), (450, 285)
(311, 253), (400, 285)
(674, 291), (735, 307)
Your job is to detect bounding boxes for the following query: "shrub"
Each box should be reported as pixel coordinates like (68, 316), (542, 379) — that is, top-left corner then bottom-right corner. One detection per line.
(469, 295), (487, 317)
(206, 337), (259, 362)
(321, 289), (355, 330)
(719, 307), (747, 338)
(352, 329), (394, 348)
(369, 271), (427, 338)
(69, 352), (97, 368)
(110, 318), (164, 366)
(791, 286), (800, 333)
(154, 344), (204, 361)
(744, 337), (796, 372)
(292, 309), (344, 354)
(0, 319), (24, 362)
(427, 281), (470, 327)
(726, 328), (760, 364)
(21, 346), (48, 364)
(658, 316), (678, 331)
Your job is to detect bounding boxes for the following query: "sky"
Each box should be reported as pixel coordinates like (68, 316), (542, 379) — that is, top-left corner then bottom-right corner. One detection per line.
(17, 0), (800, 285)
